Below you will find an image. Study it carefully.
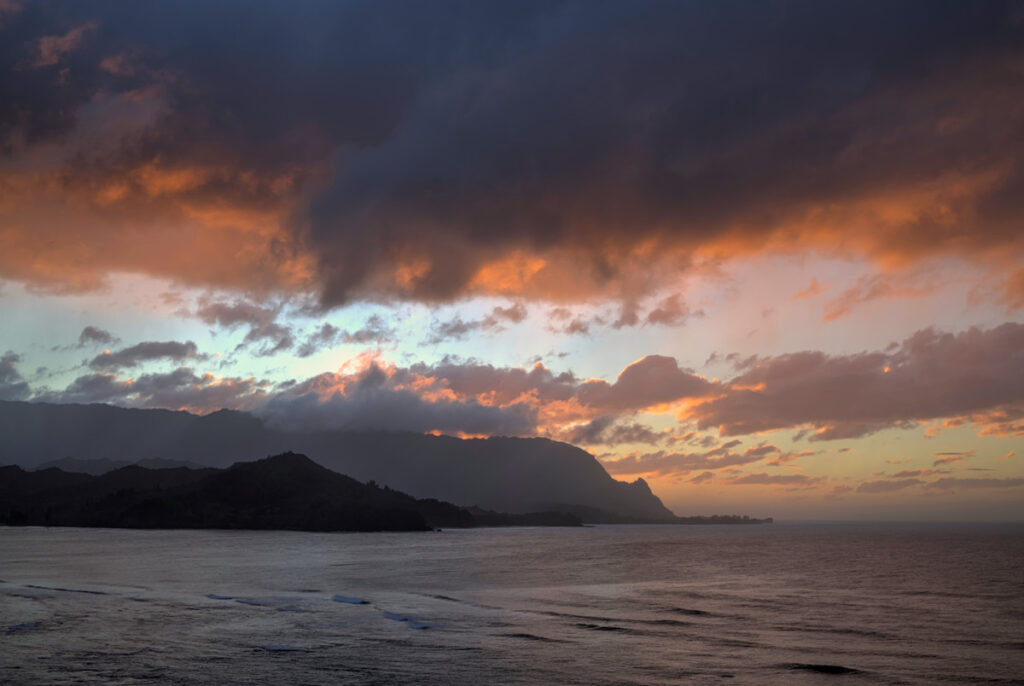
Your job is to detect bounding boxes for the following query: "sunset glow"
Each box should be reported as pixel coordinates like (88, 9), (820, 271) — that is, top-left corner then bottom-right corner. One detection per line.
(1, 1), (1022, 521)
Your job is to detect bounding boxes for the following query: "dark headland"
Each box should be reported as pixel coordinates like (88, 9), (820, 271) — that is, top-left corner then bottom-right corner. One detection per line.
(0, 400), (772, 529)
(0, 453), (583, 531)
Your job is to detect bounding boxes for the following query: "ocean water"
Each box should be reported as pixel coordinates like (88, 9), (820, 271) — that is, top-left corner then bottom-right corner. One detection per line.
(1, 523), (1022, 685)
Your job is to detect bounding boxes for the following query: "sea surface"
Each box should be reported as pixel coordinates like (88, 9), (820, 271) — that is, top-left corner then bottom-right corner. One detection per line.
(1, 523), (1022, 685)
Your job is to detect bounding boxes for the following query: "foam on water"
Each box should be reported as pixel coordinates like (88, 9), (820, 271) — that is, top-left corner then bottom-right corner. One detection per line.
(331, 594), (368, 604)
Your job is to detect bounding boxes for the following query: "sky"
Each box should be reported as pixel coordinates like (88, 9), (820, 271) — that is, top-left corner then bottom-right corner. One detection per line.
(1, 1), (1022, 520)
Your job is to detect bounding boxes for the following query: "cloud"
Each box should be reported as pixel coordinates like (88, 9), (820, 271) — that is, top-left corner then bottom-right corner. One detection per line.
(822, 272), (937, 322)
(34, 22), (97, 67)
(425, 302), (527, 344)
(88, 340), (203, 370)
(690, 471), (715, 484)
(576, 355), (714, 412)
(925, 477), (1024, 492)
(563, 417), (669, 446)
(995, 266), (1024, 312)
(0, 4), (1020, 304)
(546, 308), (601, 336)
(36, 352), (695, 438)
(406, 358), (580, 407)
(0, 351), (31, 400)
(643, 295), (695, 327)
(690, 323), (1024, 439)
(890, 469), (947, 479)
(932, 450), (974, 466)
(793, 277), (826, 300)
(77, 325), (118, 347)
(196, 300), (293, 356)
(856, 478), (924, 493)
(602, 441), (776, 477)
(260, 362), (537, 435)
(295, 323), (343, 358)
(37, 366), (267, 412)
(295, 315), (397, 357)
(343, 314), (396, 345)
(766, 448), (817, 466)
(727, 473), (824, 487)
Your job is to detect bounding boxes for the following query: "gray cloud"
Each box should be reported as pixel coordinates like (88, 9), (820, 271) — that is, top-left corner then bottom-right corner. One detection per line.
(406, 358), (579, 406)
(343, 314), (397, 345)
(89, 340), (203, 370)
(856, 478), (924, 493)
(260, 363), (537, 435)
(36, 366), (267, 411)
(691, 323), (1024, 439)
(933, 450), (974, 467)
(925, 477), (1024, 492)
(295, 315), (397, 357)
(546, 308), (600, 336)
(77, 325), (118, 347)
(425, 302), (527, 344)
(2, 3), (1020, 303)
(728, 473), (824, 487)
(0, 351), (31, 401)
(576, 355), (714, 412)
(196, 300), (293, 357)
(296, 323), (343, 358)
(602, 441), (777, 477)
(563, 416), (669, 446)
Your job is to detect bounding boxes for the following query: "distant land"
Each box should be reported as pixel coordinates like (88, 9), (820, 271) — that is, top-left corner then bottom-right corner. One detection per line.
(0, 452), (583, 531)
(0, 401), (771, 525)
(35, 456), (205, 475)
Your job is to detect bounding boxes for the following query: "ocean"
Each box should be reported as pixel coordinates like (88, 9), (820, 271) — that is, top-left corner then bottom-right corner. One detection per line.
(1, 523), (1022, 685)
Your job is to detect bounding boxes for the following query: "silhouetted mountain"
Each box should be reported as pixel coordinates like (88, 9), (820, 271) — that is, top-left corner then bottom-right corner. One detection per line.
(35, 456), (203, 475)
(0, 401), (675, 522)
(0, 453), (580, 531)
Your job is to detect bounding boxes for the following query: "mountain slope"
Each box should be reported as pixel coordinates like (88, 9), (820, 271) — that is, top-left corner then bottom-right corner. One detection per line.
(0, 453), (486, 531)
(0, 400), (676, 522)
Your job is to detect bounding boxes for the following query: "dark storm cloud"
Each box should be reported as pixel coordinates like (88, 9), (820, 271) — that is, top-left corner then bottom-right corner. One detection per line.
(88, 340), (203, 370)
(1, 2), (1021, 302)
(690, 323), (1024, 439)
(305, 1), (1024, 304)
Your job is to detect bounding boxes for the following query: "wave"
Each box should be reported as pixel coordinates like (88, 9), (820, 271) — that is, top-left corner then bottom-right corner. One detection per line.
(781, 663), (863, 675)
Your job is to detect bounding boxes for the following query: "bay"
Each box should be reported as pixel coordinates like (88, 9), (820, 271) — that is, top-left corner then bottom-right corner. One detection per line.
(2, 523), (1022, 685)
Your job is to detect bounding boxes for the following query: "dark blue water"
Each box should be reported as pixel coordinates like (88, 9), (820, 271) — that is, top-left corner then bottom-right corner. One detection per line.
(2, 523), (1022, 684)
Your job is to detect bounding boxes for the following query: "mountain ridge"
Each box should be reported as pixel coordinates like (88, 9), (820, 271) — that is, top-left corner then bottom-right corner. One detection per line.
(0, 400), (675, 522)
(0, 452), (582, 531)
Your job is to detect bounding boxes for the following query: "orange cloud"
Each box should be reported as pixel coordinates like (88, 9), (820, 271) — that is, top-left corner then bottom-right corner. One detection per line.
(2, 5), (1022, 309)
